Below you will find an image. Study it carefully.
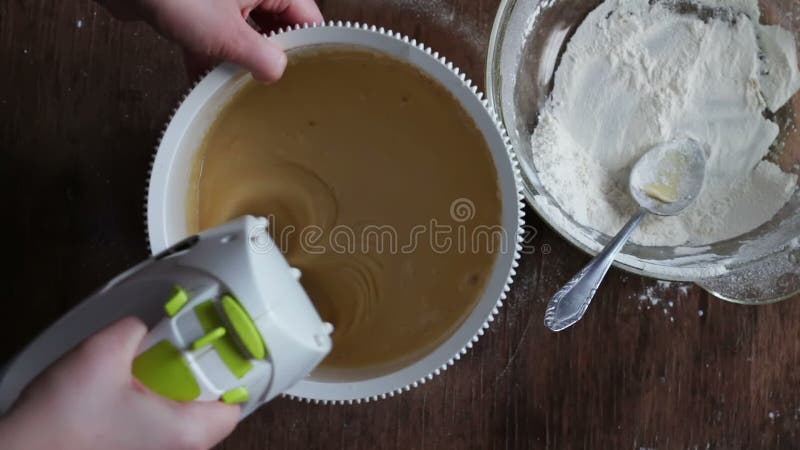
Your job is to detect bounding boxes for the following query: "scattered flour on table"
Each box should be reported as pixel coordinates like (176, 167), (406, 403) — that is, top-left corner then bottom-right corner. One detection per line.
(634, 280), (688, 306)
(630, 280), (712, 323)
(531, 0), (800, 246)
(391, 0), (484, 54)
(765, 406), (800, 423)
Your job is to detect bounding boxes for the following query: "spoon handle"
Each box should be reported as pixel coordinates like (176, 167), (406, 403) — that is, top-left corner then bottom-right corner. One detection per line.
(544, 209), (647, 332)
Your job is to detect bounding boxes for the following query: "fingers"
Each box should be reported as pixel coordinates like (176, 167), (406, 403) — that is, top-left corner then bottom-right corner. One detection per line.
(222, 21), (288, 82)
(227, 0), (324, 82)
(172, 1), (322, 83)
(182, 19), (287, 83)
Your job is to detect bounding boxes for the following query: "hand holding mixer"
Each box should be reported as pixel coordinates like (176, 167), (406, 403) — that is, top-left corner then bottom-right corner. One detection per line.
(0, 216), (333, 418)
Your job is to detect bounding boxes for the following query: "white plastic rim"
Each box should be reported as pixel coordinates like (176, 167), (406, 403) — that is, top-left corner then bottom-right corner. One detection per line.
(146, 22), (524, 404)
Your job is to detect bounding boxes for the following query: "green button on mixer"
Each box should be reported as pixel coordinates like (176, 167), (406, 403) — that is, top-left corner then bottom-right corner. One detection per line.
(221, 295), (266, 359)
(191, 327), (226, 351)
(194, 301), (252, 378)
(164, 286), (189, 317)
(132, 340), (201, 401)
(220, 386), (249, 404)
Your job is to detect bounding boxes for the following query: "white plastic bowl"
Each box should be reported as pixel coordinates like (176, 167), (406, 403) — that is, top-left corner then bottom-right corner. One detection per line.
(147, 22), (523, 403)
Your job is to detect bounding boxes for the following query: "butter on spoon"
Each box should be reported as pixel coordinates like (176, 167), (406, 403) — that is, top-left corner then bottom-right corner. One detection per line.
(544, 138), (707, 332)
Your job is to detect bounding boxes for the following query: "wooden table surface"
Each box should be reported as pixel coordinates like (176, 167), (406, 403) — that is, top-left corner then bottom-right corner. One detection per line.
(2, 0), (800, 448)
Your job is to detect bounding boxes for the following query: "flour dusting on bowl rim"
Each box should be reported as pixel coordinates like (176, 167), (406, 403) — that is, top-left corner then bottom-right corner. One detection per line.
(145, 21), (525, 404)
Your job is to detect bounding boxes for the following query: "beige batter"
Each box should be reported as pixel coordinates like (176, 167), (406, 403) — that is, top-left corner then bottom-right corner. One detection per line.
(188, 47), (501, 376)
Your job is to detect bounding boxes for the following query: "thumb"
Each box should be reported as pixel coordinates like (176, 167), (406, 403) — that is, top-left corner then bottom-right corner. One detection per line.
(75, 316), (148, 376)
(222, 21), (288, 83)
(173, 400), (241, 448)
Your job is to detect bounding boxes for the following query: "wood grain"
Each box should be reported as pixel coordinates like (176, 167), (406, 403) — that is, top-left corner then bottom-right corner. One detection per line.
(1, 0), (799, 448)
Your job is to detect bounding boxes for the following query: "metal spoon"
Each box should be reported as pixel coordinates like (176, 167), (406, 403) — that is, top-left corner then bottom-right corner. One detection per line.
(543, 138), (707, 332)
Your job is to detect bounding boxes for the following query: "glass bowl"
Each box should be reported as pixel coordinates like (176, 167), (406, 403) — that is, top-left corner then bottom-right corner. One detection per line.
(486, 0), (800, 303)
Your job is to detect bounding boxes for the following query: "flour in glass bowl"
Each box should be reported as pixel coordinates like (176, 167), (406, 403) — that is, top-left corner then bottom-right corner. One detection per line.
(531, 0), (800, 246)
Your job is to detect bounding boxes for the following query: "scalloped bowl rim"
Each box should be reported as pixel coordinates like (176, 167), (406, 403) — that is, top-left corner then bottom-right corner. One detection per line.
(146, 22), (524, 404)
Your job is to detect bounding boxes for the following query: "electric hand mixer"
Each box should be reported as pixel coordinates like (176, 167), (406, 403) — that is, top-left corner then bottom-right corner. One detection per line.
(0, 215), (333, 417)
